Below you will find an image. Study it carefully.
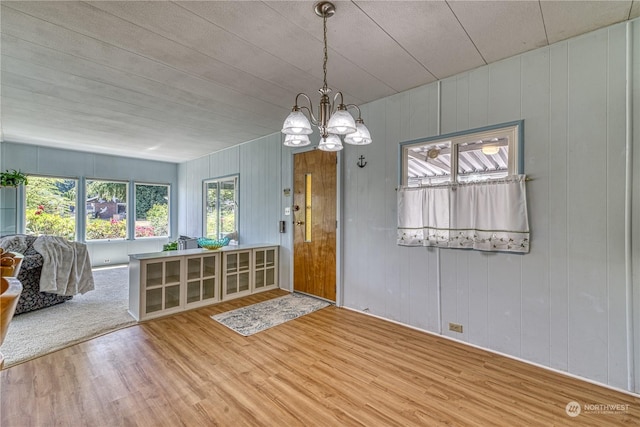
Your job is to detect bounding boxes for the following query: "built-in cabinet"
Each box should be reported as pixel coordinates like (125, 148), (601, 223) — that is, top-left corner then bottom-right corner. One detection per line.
(222, 249), (251, 299)
(142, 256), (182, 316)
(185, 253), (219, 308)
(129, 244), (278, 321)
(221, 247), (279, 300)
(253, 247), (278, 292)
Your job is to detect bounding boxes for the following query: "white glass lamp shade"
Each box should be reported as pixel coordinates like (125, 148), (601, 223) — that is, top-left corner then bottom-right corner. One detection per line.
(283, 134), (311, 147)
(344, 122), (372, 145)
(318, 134), (343, 151)
(326, 110), (356, 135)
(282, 110), (313, 135)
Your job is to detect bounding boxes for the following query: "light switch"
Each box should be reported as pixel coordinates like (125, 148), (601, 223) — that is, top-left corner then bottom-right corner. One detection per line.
(284, 207), (291, 215)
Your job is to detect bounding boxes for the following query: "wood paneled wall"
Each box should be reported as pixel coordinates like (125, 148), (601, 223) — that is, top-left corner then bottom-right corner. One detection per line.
(340, 20), (639, 392)
(178, 134), (288, 288)
(184, 19), (639, 393)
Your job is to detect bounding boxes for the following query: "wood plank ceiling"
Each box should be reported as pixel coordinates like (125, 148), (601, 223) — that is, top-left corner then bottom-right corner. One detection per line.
(1, 1), (638, 162)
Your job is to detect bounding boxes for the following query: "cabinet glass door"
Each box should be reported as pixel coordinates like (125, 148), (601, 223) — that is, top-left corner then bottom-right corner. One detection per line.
(203, 256), (216, 276)
(146, 288), (163, 313)
(239, 271), (250, 292)
(203, 278), (216, 300)
(227, 254), (237, 273)
(187, 258), (201, 280)
(255, 250), (265, 269)
(266, 249), (275, 267)
(239, 252), (250, 271)
(187, 281), (201, 304)
(253, 248), (277, 292)
(226, 274), (237, 294)
(185, 254), (218, 306)
(266, 268), (275, 287)
(144, 257), (182, 316)
(255, 269), (265, 289)
(146, 262), (163, 287)
(165, 285), (181, 309)
(223, 250), (252, 299)
(166, 260), (181, 283)
(238, 252), (250, 291)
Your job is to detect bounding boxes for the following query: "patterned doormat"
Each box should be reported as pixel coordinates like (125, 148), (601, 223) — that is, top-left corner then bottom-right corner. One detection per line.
(211, 293), (331, 336)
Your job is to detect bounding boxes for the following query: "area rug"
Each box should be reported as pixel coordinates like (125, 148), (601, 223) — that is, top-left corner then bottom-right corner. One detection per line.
(212, 293), (330, 336)
(0, 265), (135, 368)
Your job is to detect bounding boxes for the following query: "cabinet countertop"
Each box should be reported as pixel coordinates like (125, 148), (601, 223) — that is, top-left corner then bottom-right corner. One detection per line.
(130, 243), (278, 261)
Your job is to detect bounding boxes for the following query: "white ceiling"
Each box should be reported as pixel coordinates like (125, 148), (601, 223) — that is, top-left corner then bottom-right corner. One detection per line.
(1, 1), (638, 163)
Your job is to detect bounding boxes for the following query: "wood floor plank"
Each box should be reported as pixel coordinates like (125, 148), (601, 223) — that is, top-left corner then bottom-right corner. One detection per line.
(1, 289), (638, 426)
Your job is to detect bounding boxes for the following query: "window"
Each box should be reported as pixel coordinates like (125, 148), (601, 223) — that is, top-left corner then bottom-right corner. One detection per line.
(25, 176), (77, 240)
(204, 175), (238, 240)
(86, 179), (127, 240)
(401, 121), (523, 187)
(135, 183), (169, 238)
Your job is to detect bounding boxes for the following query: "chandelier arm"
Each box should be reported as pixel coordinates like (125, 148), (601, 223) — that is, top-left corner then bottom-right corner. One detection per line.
(295, 93), (319, 125)
(298, 105), (319, 126)
(344, 103), (362, 119)
(331, 92), (345, 117)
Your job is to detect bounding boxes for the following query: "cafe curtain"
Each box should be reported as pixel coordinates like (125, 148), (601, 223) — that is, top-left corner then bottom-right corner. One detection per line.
(397, 175), (530, 253)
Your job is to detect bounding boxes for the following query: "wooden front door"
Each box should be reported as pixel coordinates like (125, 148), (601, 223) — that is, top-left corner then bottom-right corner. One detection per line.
(292, 149), (337, 301)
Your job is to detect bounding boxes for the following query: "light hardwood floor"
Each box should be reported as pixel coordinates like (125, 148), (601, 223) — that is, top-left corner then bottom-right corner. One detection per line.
(1, 289), (638, 426)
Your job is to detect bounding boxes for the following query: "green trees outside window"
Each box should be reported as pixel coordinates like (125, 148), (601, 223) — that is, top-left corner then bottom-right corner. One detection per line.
(86, 179), (128, 240)
(204, 176), (238, 240)
(25, 177), (77, 240)
(24, 176), (171, 241)
(135, 184), (169, 238)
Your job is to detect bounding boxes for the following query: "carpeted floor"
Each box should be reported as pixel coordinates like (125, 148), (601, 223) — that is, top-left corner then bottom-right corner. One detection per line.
(0, 265), (135, 368)
(212, 293), (330, 336)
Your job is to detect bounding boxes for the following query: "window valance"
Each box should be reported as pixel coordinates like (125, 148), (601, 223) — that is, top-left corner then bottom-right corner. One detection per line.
(397, 175), (530, 253)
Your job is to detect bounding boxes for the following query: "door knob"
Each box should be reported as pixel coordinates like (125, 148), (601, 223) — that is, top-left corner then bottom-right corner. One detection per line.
(293, 205), (300, 211)
(295, 221), (305, 225)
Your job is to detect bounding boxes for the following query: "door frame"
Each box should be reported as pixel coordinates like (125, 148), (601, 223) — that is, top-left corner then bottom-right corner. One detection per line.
(287, 146), (343, 307)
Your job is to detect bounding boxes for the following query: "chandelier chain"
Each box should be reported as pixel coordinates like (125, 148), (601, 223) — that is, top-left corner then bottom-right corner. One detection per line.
(322, 14), (328, 91)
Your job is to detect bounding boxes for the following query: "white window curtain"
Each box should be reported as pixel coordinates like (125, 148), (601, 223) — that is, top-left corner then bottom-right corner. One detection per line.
(397, 175), (530, 253)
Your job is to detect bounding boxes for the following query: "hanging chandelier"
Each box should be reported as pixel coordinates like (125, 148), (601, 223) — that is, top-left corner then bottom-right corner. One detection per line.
(281, 1), (372, 151)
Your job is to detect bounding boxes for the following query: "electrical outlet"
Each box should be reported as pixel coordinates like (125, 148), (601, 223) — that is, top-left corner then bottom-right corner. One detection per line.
(449, 323), (463, 333)
(104, 259), (111, 264)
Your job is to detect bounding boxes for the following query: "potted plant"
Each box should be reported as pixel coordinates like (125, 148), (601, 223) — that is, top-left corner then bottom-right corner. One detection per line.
(0, 169), (28, 187)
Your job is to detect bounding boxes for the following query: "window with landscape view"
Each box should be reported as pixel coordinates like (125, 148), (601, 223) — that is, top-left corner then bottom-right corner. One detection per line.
(204, 175), (238, 240)
(135, 183), (169, 238)
(85, 179), (128, 240)
(25, 176), (77, 240)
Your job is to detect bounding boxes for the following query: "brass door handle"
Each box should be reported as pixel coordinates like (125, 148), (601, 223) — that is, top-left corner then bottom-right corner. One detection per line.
(295, 221), (305, 225)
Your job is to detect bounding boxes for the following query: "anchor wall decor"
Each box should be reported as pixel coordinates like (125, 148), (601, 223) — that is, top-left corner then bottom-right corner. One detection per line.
(357, 155), (367, 168)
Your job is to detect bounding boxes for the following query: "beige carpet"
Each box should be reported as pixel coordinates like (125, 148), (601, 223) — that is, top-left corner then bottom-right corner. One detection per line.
(0, 265), (135, 368)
